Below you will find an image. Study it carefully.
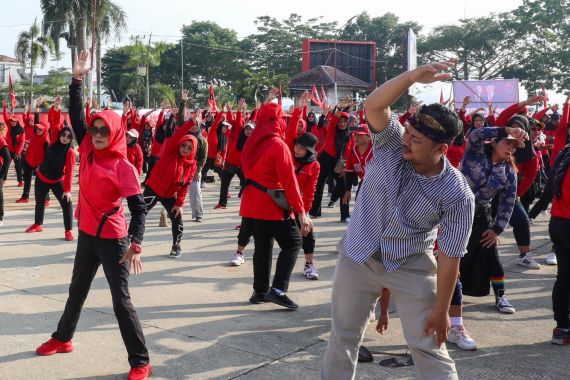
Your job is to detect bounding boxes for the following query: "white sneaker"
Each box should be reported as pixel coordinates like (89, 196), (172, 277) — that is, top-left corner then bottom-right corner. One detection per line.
(229, 252), (245, 266)
(546, 252), (558, 265)
(447, 325), (477, 350)
(304, 263), (319, 280)
(496, 295), (516, 314)
(518, 255), (541, 269)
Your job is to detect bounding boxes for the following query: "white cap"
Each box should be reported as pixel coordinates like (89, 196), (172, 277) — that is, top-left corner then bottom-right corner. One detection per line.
(126, 129), (139, 139)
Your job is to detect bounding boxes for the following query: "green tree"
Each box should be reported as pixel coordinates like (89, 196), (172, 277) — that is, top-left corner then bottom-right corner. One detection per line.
(242, 14), (338, 78)
(100, 46), (131, 101)
(14, 18), (56, 102)
(234, 69), (289, 104)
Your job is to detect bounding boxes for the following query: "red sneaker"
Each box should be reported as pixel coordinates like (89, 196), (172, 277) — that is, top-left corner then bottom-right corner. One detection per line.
(36, 338), (73, 356)
(65, 230), (74, 241)
(45, 200), (50, 207)
(128, 364), (153, 380)
(15, 197), (29, 203)
(213, 204), (226, 209)
(26, 224), (43, 233)
(17, 181), (24, 187)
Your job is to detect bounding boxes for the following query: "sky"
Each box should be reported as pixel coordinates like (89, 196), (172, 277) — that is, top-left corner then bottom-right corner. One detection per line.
(3, 0), (565, 104)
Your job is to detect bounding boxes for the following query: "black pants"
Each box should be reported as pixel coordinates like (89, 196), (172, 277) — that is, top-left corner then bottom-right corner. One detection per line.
(218, 166), (245, 207)
(249, 217), (302, 293)
(550, 217), (570, 329)
(310, 153), (334, 217)
(238, 217), (254, 247)
(143, 155), (156, 184)
(329, 173), (350, 220)
(52, 231), (149, 367)
(460, 210), (504, 297)
(143, 186), (183, 247)
(529, 168), (554, 219)
(0, 182), (4, 221)
(21, 160), (36, 199)
(3, 152), (23, 182)
(34, 177), (73, 231)
(201, 157), (223, 183)
(142, 154), (151, 174)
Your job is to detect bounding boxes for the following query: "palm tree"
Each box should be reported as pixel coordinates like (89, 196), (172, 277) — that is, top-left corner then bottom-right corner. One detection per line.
(15, 18), (56, 102)
(41, 0), (127, 102)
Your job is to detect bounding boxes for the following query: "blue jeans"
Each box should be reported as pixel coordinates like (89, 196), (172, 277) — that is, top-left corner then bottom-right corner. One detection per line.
(508, 201), (530, 247)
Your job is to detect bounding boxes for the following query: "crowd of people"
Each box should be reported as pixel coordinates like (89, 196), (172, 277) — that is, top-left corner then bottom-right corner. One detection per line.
(0, 50), (568, 380)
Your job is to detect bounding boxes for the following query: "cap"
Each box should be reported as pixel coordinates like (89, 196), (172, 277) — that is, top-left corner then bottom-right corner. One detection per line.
(529, 118), (546, 130)
(353, 124), (371, 136)
(244, 122), (255, 130)
(295, 132), (318, 154)
(339, 111), (350, 119)
(508, 115), (529, 131)
(126, 129), (139, 139)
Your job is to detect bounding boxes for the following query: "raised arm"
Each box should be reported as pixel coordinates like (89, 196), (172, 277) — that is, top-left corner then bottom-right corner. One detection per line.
(364, 59), (456, 132)
(69, 50), (93, 146)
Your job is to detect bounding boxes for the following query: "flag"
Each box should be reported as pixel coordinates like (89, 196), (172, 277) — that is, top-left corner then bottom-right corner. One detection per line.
(277, 83), (282, 106)
(439, 88), (444, 105)
(541, 84), (548, 108)
(208, 83), (217, 111)
(310, 85), (321, 107)
(8, 72), (17, 109)
(320, 86), (328, 109)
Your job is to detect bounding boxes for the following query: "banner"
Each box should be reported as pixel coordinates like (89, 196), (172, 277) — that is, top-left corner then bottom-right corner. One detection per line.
(453, 79), (519, 110)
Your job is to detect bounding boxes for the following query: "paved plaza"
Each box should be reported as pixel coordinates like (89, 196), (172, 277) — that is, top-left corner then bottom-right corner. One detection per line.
(0, 171), (566, 379)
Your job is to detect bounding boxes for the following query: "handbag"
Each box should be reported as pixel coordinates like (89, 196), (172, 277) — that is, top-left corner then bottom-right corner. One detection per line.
(334, 158), (346, 175)
(246, 179), (292, 211)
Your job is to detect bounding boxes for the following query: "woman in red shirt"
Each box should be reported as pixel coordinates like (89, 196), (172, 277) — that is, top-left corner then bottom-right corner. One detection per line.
(24, 126), (76, 240)
(35, 50), (152, 380)
(0, 122), (11, 226)
(144, 120), (198, 258)
(126, 129), (144, 176)
(2, 101), (25, 185)
(240, 89), (312, 309)
(200, 110), (226, 184)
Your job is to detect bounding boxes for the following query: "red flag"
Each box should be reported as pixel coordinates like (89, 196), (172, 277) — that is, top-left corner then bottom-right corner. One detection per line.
(208, 83), (217, 111)
(541, 84), (548, 108)
(439, 88), (444, 105)
(277, 83), (282, 106)
(320, 86), (328, 109)
(8, 72), (17, 109)
(310, 85), (321, 107)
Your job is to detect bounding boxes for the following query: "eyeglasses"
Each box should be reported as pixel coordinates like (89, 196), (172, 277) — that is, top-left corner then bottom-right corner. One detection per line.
(88, 126), (111, 138)
(61, 133), (73, 140)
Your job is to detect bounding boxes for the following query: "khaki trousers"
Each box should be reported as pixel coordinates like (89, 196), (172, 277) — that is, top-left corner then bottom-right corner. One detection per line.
(321, 239), (458, 380)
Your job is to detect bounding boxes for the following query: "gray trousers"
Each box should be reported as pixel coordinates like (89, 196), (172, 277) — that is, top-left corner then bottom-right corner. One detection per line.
(321, 239), (458, 380)
(188, 179), (203, 219)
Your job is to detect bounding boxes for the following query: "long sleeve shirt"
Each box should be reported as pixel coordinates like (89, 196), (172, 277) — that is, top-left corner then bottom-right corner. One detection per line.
(460, 127), (517, 234)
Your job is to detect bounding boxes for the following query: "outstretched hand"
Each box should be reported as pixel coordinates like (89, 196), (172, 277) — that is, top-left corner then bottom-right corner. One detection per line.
(296, 91), (311, 109)
(410, 58), (457, 84)
(72, 49), (93, 80)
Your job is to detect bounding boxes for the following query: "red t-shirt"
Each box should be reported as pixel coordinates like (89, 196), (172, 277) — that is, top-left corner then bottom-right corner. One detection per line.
(345, 143), (373, 179)
(552, 168), (570, 220)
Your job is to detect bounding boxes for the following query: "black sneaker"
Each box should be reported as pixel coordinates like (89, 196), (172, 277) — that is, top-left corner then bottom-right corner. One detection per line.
(169, 245), (181, 258)
(552, 328), (570, 346)
(195, 217), (202, 223)
(249, 291), (269, 304)
(265, 289), (299, 309)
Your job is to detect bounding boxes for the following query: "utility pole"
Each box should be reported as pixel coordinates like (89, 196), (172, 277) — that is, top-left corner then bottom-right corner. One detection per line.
(181, 24), (184, 92)
(145, 32), (152, 108)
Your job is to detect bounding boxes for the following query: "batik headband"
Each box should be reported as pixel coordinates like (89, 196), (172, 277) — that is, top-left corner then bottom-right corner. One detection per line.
(408, 114), (454, 144)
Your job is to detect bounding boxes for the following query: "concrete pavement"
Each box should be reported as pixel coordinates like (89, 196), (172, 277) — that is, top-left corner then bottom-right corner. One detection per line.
(0, 171), (566, 379)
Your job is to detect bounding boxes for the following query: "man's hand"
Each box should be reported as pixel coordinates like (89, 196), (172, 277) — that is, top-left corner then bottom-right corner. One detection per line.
(342, 191), (351, 205)
(119, 246), (143, 275)
(298, 212), (313, 237)
(480, 229), (499, 248)
(72, 49), (93, 80)
(424, 309), (450, 347)
(409, 59), (457, 85)
(171, 205), (182, 218)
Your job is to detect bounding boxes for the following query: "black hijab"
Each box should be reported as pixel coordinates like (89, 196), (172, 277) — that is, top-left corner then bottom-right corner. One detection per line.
(39, 126), (73, 180)
(334, 124), (350, 159)
(217, 124), (228, 152)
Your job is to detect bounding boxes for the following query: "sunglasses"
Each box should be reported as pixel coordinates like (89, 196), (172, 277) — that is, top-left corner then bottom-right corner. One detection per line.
(61, 133), (73, 139)
(88, 126), (111, 138)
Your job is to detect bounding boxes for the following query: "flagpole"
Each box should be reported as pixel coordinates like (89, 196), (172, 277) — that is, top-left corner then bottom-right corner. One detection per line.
(88, 0), (97, 104)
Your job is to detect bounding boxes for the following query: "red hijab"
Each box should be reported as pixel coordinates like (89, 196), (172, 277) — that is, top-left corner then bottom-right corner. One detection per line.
(241, 102), (287, 173)
(81, 109), (127, 160)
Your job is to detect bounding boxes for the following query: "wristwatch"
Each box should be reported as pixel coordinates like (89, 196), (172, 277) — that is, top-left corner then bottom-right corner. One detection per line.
(130, 242), (142, 254)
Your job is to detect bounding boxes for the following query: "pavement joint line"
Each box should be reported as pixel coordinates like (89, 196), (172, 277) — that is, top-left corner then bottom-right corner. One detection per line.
(227, 339), (323, 379)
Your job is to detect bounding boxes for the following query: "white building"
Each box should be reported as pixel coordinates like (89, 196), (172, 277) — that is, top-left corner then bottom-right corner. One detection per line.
(0, 55), (26, 84)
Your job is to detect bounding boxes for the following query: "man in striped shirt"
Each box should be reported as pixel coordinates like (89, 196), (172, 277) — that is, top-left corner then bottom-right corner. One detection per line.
(321, 60), (475, 380)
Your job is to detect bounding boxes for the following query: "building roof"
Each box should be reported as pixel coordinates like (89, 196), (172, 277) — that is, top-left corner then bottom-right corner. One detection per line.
(0, 55), (20, 63)
(290, 65), (370, 90)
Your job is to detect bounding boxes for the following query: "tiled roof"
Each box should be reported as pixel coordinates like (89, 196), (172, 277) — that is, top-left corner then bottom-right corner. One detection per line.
(0, 55), (20, 63)
(290, 65), (370, 90)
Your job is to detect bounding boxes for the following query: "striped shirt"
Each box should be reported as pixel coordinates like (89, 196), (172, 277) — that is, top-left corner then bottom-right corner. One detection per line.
(344, 113), (475, 272)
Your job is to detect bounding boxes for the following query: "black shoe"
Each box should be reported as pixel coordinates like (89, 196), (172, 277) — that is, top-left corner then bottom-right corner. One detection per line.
(249, 291), (269, 304)
(265, 289), (299, 309)
(169, 245), (181, 258)
(327, 201), (335, 208)
(358, 345), (374, 363)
